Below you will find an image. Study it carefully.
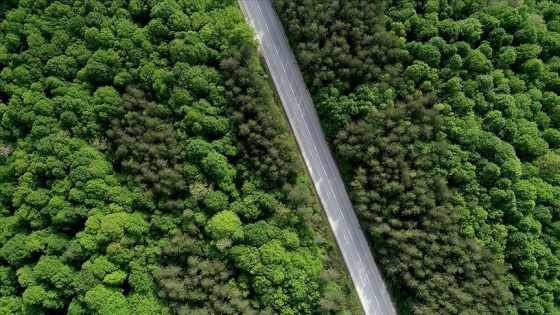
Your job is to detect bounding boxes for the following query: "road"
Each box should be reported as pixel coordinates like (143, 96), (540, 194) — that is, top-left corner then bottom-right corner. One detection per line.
(238, 1), (397, 315)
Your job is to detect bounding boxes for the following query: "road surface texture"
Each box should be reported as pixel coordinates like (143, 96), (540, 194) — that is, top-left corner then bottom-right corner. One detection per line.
(238, 1), (398, 315)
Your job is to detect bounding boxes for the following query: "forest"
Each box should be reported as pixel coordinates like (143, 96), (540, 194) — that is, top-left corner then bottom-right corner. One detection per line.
(272, 0), (560, 314)
(0, 0), (361, 314)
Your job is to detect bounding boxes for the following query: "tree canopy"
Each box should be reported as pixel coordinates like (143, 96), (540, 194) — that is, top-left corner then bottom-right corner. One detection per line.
(0, 0), (360, 314)
(273, 0), (560, 313)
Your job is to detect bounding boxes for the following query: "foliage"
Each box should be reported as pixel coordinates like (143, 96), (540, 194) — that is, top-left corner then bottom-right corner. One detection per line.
(0, 0), (358, 314)
(273, 0), (560, 314)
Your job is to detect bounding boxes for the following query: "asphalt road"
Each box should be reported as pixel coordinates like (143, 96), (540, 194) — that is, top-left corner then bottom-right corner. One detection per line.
(238, 1), (397, 315)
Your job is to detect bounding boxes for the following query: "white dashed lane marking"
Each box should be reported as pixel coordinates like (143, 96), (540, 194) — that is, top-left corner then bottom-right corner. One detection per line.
(239, 1), (397, 314)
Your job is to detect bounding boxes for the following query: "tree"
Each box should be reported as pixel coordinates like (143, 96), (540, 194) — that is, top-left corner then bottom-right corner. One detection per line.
(465, 49), (492, 73)
(243, 220), (271, 247)
(535, 153), (560, 185)
(203, 191), (228, 214)
(522, 59), (545, 79)
(418, 44), (441, 67)
(83, 285), (130, 315)
(44, 56), (78, 80)
(205, 210), (242, 240)
(77, 49), (121, 85)
(169, 36), (212, 65)
(128, 294), (167, 315)
(0, 234), (39, 268)
(92, 86), (120, 124)
(108, 87), (186, 200)
(506, 232), (538, 278)
(458, 18), (483, 44)
(201, 151), (235, 187)
(439, 19), (460, 42)
(230, 245), (261, 272)
(497, 46), (516, 68)
(543, 128), (560, 148)
(515, 44), (542, 63)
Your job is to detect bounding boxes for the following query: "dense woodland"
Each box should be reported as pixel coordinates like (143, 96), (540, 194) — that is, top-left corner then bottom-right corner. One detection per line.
(0, 0), (360, 314)
(273, 0), (560, 314)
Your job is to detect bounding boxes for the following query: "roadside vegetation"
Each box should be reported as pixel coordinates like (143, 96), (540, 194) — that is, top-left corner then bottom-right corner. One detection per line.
(0, 0), (359, 314)
(273, 0), (560, 314)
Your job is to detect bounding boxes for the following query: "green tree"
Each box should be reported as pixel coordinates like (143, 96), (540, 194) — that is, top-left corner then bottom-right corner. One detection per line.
(77, 49), (121, 85)
(535, 153), (560, 185)
(465, 49), (492, 73)
(458, 18), (483, 44)
(205, 210), (242, 240)
(44, 56), (78, 80)
(83, 285), (130, 315)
